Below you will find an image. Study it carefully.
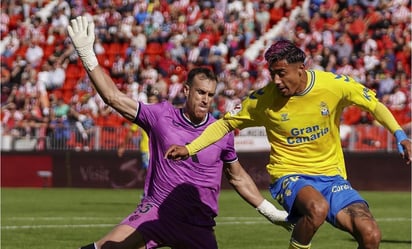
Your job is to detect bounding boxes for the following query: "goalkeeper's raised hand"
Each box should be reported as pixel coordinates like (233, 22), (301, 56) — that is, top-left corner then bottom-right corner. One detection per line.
(67, 16), (98, 71)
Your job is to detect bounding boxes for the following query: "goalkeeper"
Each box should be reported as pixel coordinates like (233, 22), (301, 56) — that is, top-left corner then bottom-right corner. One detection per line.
(166, 40), (412, 249)
(68, 16), (292, 249)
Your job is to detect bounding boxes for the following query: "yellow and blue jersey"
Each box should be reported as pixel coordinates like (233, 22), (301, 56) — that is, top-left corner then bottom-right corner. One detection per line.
(224, 70), (379, 182)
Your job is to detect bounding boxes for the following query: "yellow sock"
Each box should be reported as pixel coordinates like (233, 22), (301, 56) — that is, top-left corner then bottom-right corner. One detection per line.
(288, 239), (311, 249)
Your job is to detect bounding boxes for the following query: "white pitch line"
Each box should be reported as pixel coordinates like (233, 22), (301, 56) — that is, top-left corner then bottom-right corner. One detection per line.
(1, 217), (410, 230)
(6, 217), (119, 221)
(1, 224), (115, 230)
(5, 216), (265, 221)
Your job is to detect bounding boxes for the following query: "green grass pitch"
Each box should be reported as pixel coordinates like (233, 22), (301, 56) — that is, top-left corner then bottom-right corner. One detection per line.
(1, 188), (410, 249)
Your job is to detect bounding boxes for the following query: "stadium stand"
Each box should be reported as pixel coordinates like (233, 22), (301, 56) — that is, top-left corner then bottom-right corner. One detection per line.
(0, 0), (410, 152)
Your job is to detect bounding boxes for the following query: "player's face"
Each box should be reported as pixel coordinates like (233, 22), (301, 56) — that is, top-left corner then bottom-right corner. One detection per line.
(269, 59), (306, 97)
(184, 75), (217, 124)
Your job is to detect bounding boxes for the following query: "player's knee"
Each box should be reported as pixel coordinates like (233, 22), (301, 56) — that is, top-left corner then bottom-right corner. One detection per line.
(307, 199), (329, 227)
(360, 224), (381, 249)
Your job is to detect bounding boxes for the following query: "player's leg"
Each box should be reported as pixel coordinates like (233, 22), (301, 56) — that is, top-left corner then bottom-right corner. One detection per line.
(79, 201), (161, 249)
(335, 202), (381, 249)
(289, 185), (329, 248)
(270, 175), (330, 249)
(79, 224), (145, 249)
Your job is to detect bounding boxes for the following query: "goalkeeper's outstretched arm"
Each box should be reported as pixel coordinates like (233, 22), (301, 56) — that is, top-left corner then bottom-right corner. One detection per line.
(67, 16), (138, 122)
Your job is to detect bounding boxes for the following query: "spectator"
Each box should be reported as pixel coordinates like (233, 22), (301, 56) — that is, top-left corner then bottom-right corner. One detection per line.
(333, 35), (353, 63)
(0, 64), (13, 105)
(168, 74), (183, 101)
(152, 73), (168, 100)
(255, 3), (270, 35)
(378, 71), (395, 98)
(25, 41), (44, 68)
(1, 102), (24, 137)
(363, 49), (380, 72)
(50, 7), (69, 35)
(37, 60), (66, 91)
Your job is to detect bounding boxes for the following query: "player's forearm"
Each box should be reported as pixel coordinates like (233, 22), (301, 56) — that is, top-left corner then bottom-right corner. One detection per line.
(87, 67), (137, 121)
(87, 66), (119, 103)
(224, 162), (292, 231)
(372, 102), (402, 134)
(224, 163), (264, 208)
(186, 119), (233, 155)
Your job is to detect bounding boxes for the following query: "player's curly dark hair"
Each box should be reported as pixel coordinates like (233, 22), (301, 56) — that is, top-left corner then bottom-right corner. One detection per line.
(264, 39), (306, 66)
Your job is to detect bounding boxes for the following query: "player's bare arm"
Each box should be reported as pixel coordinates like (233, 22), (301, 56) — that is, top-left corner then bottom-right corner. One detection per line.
(87, 67), (138, 121)
(67, 16), (138, 122)
(224, 161), (265, 208)
(224, 161), (293, 231)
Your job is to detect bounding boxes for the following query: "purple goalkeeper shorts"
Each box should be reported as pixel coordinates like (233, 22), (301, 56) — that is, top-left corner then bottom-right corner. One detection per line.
(121, 200), (218, 249)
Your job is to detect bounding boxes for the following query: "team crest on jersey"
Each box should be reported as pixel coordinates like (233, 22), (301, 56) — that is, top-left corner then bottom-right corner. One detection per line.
(320, 102), (330, 116)
(229, 103), (242, 116)
(281, 113), (289, 121)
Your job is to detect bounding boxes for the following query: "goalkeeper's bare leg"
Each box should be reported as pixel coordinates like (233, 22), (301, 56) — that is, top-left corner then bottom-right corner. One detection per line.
(79, 224), (145, 249)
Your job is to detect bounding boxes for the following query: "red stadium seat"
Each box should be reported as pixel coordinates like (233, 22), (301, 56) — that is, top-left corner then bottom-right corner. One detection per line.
(65, 63), (84, 80)
(354, 125), (388, 151)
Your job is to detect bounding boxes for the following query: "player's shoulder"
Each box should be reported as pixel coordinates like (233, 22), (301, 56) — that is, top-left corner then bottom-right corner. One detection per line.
(311, 70), (361, 89)
(142, 99), (173, 111)
(245, 83), (277, 102)
(312, 70), (359, 83)
(311, 70), (338, 81)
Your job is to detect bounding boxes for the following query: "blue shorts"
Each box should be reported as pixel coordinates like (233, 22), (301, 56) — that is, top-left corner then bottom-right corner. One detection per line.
(121, 200), (217, 249)
(269, 175), (367, 226)
(141, 152), (149, 170)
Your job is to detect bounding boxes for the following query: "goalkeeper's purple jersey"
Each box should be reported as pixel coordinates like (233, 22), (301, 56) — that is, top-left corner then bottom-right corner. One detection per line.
(134, 100), (238, 226)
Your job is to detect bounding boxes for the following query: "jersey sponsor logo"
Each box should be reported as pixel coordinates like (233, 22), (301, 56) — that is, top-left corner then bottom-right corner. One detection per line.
(287, 125), (329, 144)
(331, 184), (353, 193)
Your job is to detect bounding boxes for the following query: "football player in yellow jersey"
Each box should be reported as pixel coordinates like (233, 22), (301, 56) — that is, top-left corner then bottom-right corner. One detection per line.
(166, 40), (412, 249)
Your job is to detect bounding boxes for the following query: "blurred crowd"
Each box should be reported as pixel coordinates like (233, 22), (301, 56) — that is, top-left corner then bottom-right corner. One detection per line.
(0, 0), (410, 150)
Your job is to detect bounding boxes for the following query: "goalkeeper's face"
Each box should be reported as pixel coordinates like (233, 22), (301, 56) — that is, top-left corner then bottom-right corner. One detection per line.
(183, 75), (217, 125)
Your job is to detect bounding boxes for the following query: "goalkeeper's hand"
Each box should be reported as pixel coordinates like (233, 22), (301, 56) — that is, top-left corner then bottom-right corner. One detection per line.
(67, 16), (98, 71)
(394, 130), (412, 165)
(256, 199), (294, 232)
